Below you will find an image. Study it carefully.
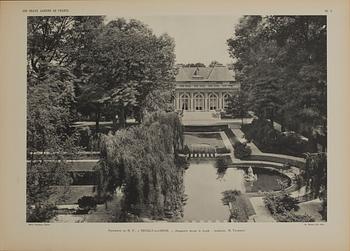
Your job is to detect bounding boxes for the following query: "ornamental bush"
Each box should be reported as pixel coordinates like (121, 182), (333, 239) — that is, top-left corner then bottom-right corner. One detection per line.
(263, 191), (315, 222)
(274, 211), (315, 222)
(78, 196), (97, 211)
(233, 142), (252, 159)
(264, 192), (299, 215)
(215, 157), (229, 177)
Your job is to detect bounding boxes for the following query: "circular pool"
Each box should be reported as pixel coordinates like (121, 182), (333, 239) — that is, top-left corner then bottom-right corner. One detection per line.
(239, 167), (291, 193)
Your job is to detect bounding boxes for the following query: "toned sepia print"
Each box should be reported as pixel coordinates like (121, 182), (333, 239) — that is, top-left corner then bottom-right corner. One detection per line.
(26, 15), (327, 223)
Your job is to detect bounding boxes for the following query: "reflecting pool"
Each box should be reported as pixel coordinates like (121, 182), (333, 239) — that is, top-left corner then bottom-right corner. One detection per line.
(183, 160), (290, 221)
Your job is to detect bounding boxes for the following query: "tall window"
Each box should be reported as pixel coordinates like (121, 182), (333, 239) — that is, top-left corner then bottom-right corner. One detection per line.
(194, 93), (204, 111)
(179, 93), (190, 110)
(223, 93), (231, 109)
(209, 93), (218, 110)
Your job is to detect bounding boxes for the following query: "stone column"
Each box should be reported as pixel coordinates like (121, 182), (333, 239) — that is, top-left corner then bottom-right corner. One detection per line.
(204, 92), (208, 111)
(219, 92), (223, 110)
(176, 91), (180, 110)
(190, 92), (194, 111)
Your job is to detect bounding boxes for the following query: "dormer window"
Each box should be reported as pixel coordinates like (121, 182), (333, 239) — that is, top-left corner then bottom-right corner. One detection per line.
(192, 67), (203, 79)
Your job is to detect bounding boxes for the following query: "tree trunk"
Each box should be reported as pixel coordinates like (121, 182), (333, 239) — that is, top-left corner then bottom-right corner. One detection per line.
(281, 123), (285, 132)
(112, 113), (118, 132)
(308, 132), (318, 153)
(280, 115), (286, 132)
(118, 108), (126, 128)
(95, 107), (101, 134)
(135, 108), (143, 124)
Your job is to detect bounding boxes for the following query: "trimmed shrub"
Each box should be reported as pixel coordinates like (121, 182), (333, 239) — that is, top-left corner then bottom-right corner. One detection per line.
(233, 142), (252, 159)
(215, 157), (229, 177)
(274, 211), (315, 222)
(183, 145), (190, 155)
(77, 196), (97, 211)
(263, 191), (315, 222)
(264, 192), (299, 214)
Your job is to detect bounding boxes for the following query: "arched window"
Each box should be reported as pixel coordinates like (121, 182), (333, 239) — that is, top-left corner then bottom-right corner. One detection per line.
(208, 93), (218, 110)
(222, 93), (231, 110)
(179, 93), (190, 110)
(194, 93), (204, 111)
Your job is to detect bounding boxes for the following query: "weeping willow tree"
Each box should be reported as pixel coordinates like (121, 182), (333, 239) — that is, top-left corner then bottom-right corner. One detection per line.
(95, 112), (185, 221)
(303, 152), (327, 220)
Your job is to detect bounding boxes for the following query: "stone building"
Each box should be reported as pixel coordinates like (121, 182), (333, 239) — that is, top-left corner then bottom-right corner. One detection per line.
(174, 65), (239, 112)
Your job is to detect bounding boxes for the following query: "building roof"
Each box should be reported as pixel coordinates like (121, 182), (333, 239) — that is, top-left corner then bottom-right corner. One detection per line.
(175, 66), (235, 82)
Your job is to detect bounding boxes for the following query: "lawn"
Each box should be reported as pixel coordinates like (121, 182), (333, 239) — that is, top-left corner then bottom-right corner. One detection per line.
(184, 132), (225, 148)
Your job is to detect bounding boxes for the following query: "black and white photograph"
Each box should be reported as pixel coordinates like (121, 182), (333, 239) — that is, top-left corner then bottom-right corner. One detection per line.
(26, 15), (328, 223)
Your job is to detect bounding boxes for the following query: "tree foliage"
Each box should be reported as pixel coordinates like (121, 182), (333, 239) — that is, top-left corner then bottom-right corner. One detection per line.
(228, 16), (327, 148)
(263, 191), (315, 222)
(233, 142), (252, 159)
(225, 91), (249, 124)
(302, 152), (327, 220)
(182, 62), (206, 67)
(79, 19), (176, 128)
(96, 112), (185, 221)
(27, 17), (101, 221)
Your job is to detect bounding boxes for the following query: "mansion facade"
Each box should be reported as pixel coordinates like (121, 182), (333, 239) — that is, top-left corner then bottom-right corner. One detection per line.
(174, 65), (239, 112)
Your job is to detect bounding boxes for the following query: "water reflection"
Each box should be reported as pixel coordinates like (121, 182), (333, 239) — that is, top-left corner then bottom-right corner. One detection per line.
(183, 160), (290, 221)
(183, 160), (245, 222)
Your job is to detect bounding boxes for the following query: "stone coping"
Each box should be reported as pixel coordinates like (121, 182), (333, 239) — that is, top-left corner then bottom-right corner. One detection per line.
(227, 165), (296, 197)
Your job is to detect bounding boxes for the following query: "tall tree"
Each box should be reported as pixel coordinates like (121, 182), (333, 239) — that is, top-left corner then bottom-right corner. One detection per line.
(225, 91), (248, 125)
(97, 112), (185, 220)
(302, 152), (327, 220)
(26, 16), (104, 221)
(83, 18), (176, 128)
(227, 16), (327, 150)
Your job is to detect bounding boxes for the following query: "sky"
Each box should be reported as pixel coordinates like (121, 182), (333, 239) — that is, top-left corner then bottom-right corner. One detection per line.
(107, 15), (241, 66)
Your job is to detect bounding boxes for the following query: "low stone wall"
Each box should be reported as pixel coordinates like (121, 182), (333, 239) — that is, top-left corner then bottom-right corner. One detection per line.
(227, 165), (296, 196)
(184, 124), (229, 132)
(243, 153), (305, 169)
(230, 161), (284, 170)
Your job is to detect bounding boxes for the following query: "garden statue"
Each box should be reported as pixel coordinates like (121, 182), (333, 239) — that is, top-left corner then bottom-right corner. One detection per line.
(245, 166), (257, 182)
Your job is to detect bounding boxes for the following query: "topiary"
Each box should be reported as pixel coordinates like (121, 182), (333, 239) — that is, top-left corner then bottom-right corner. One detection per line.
(233, 142), (252, 159)
(77, 196), (97, 211)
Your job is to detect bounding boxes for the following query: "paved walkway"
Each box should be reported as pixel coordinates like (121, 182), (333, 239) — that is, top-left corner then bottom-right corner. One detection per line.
(231, 128), (262, 154)
(182, 111), (252, 126)
(219, 131), (236, 161)
(249, 197), (276, 222)
(182, 111), (217, 121)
